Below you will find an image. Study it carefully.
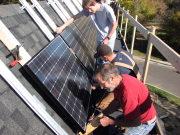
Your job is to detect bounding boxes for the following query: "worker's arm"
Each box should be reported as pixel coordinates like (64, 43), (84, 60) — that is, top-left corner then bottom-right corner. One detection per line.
(101, 21), (117, 45)
(102, 99), (120, 115)
(99, 115), (141, 127)
(56, 12), (84, 34)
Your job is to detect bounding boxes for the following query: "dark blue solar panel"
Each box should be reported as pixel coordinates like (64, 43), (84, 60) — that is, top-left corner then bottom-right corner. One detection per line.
(74, 16), (97, 49)
(25, 36), (92, 133)
(60, 23), (95, 75)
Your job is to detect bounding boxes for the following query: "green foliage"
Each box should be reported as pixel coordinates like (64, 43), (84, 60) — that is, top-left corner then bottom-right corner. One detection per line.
(119, 0), (163, 24)
(146, 84), (180, 107)
(118, 0), (135, 15)
(162, 2), (180, 54)
(140, 0), (158, 21)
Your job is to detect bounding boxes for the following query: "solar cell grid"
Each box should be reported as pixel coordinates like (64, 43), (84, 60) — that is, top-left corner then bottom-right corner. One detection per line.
(25, 36), (92, 133)
(74, 16), (97, 50)
(60, 23), (95, 75)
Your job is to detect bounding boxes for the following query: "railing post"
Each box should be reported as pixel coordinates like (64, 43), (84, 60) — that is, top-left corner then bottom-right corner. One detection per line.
(130, 15), (138, 54)
(123, 10), (129, 42)
(116, 4), (120, 24)
(142, 26), (156, 84)
(120, 7), (124, 34)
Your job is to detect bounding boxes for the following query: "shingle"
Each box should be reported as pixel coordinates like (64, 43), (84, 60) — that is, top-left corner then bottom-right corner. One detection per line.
(42, 127), (54, 135)
(27, 48), (35, 56)
(25, 127), (38, 135)
(9, 62), (22, 78)
(0, 78), (9, 95)
(52, 113), (73, 135)
(9, 26), (25, 38)
(0, 47), (14, 65)
(35, 43), (42, 50)
(31, 33), (39, 43)
(0, 50), (11, 66)
(39, 38), (49, 47)
(0, 101), (12, 121)
(0, 126), (13, 135)
(17, 102), (34, 121)
(5, 118), (25, 135)
(28, 115), (45, 134)
(11, 109), (29, 131)
(0, 5), (10, 18)
(5, 5), (18, 17)
(9, 16), (19, 27)
(27, 21), (38, 31)
(56, 18), (63, 26)
(31, 45), (39, 55)
(0, 41), (4, 49)
(1, 17), (14, 28)
(12, 4), (25, 14)
(13, 14), (25, 24)
(34, 30), (46, 41)
(20, 13), (31, 23)
(19, 37), (34, 50)
(19, 23), (32, 35)
(0, 88), (21, 113)
(0, 119), (4, 130)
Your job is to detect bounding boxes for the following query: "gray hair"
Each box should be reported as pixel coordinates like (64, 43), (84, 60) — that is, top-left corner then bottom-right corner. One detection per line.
(93, 63), (119, 82)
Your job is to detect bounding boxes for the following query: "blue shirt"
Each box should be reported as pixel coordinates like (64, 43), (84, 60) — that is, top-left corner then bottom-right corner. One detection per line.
(81, 3), (116, 42)
(112, 49), (141, 78)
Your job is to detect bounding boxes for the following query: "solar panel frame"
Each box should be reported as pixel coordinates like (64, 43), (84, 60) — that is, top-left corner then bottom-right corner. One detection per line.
(24, 36), (92, 133)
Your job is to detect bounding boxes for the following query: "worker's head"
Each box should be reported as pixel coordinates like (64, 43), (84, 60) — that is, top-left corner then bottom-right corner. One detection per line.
(93, 63), (119, 92)
(82, 0), (101, 13)
(94, 44), (113, 62)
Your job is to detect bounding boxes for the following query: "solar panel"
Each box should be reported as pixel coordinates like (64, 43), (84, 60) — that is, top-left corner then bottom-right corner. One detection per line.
(24, 36), (92, 133)
(60, 23), (95, 75)
(74, 16), (97, 50)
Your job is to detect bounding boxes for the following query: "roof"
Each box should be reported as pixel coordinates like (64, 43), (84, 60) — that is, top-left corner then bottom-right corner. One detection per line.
(0, 1), (79, 134)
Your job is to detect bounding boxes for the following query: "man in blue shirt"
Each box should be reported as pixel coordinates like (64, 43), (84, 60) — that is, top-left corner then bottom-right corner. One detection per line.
(56, 0), (117, 65)
(94, 44), (141, 78)
(56, 0), (117, 52)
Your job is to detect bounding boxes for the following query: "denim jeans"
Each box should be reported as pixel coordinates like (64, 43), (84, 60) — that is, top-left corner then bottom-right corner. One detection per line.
(96, 37), (116, 65)
(109, 114), (156, 135)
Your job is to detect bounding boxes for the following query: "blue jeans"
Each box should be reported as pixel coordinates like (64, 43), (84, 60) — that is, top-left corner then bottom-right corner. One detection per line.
(109, 114), (156, 135)
(96, 37), (116, 65)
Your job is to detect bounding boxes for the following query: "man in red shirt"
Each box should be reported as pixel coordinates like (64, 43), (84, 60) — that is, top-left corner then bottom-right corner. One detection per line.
(93, 63), (156, 135)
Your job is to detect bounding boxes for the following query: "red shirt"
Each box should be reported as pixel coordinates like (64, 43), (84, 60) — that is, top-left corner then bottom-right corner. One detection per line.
(114, 74), (156, 123)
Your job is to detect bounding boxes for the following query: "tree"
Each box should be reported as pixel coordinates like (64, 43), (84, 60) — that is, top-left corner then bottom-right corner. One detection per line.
(162, 1), (180, 53)
(119, 0), (167, 24)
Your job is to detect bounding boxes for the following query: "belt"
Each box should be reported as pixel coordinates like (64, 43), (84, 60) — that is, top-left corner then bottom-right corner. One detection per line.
(144, 115), (156, 125)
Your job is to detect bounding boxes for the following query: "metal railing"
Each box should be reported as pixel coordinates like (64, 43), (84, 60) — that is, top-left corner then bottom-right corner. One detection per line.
(117, 4), (180, 84)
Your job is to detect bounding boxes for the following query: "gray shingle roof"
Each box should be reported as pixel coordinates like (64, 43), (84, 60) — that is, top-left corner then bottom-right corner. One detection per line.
(0, 1), (79, 134)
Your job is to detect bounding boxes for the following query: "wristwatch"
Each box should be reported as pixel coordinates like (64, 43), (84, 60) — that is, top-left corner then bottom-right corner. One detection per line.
(107, 36), (111, 40)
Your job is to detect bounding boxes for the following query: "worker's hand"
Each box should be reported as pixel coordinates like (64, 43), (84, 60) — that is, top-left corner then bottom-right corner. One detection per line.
(92, 83), (100, 90)
(88, 115), (95, 121)
(98, 116), (114, 127)
(56, 26), (64, 34)
(101, 38), (109, 45)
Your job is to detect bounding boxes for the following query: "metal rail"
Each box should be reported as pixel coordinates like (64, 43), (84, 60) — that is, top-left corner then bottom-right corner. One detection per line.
(117, 4), (180, 83)
(19, 0), (54, 41)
